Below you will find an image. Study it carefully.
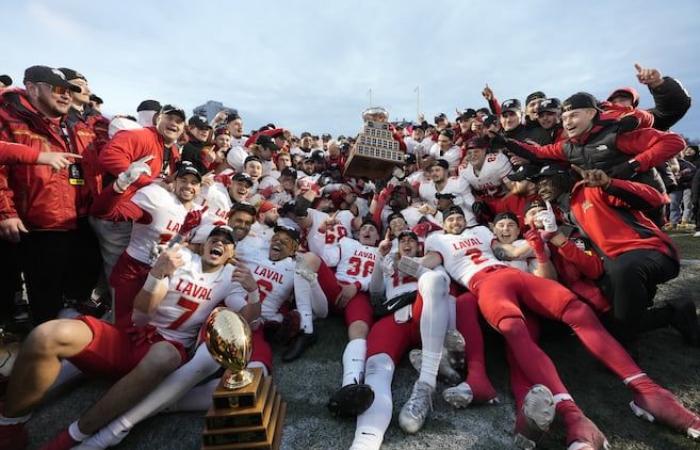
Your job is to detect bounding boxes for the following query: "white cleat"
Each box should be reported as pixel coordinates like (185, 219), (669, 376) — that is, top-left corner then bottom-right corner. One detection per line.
(444, 329), (466, 353)
(408, 349), (461, 385)
(399, 381), (434, 434)
(442, 382), (474, 409)
(514, 384), (556, 449)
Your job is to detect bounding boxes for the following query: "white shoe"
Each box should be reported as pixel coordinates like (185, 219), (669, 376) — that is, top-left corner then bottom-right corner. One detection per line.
(514, 385), (556, 449)
(694, 231), (700, 238)
(408, 349), (461, 385)
(444, 329), (465, 353)
(399, 381), (434, 434)
(442, 382), (474, 409)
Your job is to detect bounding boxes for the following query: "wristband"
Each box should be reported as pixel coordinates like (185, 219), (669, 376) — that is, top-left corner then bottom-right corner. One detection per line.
(144, 272), (168, 293)
(246, 289), (260, 304)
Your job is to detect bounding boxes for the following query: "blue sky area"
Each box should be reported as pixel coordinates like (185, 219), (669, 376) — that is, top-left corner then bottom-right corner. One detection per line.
(3, 0), (699, 139)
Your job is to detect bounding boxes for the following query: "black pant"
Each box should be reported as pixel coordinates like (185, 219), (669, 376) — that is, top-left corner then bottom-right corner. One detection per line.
(0, 240), (22, 323)
(600, 249), (679, 341)
(18, 218), (101, 325)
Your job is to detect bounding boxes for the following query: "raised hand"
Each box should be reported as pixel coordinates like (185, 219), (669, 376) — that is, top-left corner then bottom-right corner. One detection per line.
(116, 155), (154, 191)
(634, 63), (663, 88)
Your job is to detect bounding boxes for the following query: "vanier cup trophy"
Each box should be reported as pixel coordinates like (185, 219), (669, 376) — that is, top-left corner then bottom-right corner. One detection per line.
(201, 308), (286, 450)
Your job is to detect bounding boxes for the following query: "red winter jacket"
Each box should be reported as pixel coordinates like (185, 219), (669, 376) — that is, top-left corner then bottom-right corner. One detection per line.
(98, 126), (180, 199)
(0, 141), (40, 165)
(66, 108), (110, 199)
(570, 178), (677, 260)
(0, 89), (89, 230)
(599, 102), (654, 129)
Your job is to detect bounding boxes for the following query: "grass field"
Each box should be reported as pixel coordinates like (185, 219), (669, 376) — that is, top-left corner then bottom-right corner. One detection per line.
(20, 233), (700, 450)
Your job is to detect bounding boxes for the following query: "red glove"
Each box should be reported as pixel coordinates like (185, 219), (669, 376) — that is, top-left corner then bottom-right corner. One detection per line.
(524, 229), (548, 263)
(412, 220), (443, 238)
(213, 173), (232, 188)
(181, 206), (208, 236)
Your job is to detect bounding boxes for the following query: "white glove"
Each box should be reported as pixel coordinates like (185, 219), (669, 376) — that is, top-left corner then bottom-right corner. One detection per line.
(535, 201), (558, 233)
(397, 256), (429, 278)
(115, 155), (154, 192)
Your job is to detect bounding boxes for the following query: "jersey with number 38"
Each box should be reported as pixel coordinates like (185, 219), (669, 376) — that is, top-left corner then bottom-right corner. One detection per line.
(148, 249), (247, 349)
(324, 237), (379, 290)
(424, 226), (502, 287)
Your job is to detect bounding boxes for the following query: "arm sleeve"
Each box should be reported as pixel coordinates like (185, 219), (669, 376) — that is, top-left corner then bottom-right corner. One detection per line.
(369, 255), (386, 295)
(556, 240), (604, 279)
(602, 178), (669, 210)
(647, 77), (692, 131)
(615, 128), (686, 172)
(90, 184), (145, 222)
(504, 138), (566, 162)
(224, 284), (248, 312)
(0, 142), (40, 165)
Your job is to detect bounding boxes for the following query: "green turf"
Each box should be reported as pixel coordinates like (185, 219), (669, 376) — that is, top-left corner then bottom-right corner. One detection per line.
(22, 234), (700, 449)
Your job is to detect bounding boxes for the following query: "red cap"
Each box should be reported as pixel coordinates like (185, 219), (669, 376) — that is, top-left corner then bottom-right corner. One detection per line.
(258, 201), (277, 214)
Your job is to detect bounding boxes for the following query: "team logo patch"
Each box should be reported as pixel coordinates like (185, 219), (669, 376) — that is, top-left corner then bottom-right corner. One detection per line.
(582, 200), (594, 212)
(596, 145), (608, 151)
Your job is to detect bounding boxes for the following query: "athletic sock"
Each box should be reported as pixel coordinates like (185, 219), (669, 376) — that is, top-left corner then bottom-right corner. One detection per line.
(351, 354), (394, 450)
(69, 420), (90, 442)
(456, 293), (497, 402)
(418, 350), (441, 388)
(0, 412), (31, 425)
(293, 275), (315, 333)
(309, 279), (328, 319)
(342, 338), (367, 386)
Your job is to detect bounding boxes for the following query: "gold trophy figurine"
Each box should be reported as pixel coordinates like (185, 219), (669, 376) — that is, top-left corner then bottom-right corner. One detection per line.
(205, 307), (254, 389)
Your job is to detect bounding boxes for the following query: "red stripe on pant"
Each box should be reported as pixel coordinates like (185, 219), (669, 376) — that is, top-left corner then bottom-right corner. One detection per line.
(109, 251), (151, 329)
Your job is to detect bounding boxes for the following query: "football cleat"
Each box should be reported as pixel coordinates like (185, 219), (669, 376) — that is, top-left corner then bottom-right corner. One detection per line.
(630, 386), (700, 439)
(327, 383), (374, 418)
(398, 381), (434, 434)
(282, 332), (317, 362)
(513, 385), (555, 449)
(408, 349), (462, 385)
(444, 329), (466, 353)
(442, 382), (474, 409)
(565, 412), (610, 450)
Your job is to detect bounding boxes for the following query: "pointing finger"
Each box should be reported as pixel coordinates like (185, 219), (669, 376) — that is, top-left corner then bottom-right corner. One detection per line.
(634, 63), (643, 73)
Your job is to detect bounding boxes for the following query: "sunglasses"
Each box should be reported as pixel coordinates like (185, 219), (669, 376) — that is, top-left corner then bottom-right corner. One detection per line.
(38, 82), (71, 96)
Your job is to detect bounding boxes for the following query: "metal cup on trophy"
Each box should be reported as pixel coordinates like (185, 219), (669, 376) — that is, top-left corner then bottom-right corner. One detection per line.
(201, 308), (286, 450)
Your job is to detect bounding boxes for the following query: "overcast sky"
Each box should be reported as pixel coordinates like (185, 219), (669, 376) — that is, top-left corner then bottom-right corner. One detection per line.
(3, 0), (699, 138)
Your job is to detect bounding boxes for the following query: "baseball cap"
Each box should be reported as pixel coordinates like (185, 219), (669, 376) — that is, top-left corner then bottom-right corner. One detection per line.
(532, 164), (570, 180)
(387, 212), (406, 225)
(507, 164), (541, 182)
(57, 67), (86, 81)
(232, 172), (254, 186)
(427, 159), (449, 170)
(137, 99), (161, 112)
(537, 98), (562, 113)
(397, 230), (419, 242)
(434, 113), (448, 123)
(208, 225), (236, 243)
(160, 104), (186, 120)
(525, 91), (546, 105)
(0, 75), (12, 86)
(23, 66), (81, 92)
(273, 224), (301, 242)
(562, 92), (601, 113)
(256, 134), (280, 152)
(501, 99), (522, 113)
(493, 211), (519, 225)
(361, 218), (380, 232)
(465, 137), (489, 150)
(404, 154), (417, 164)
(214, 126), (231, 136)
(458, 109), (477, 121)
(310, 150), (326, 161)
(483, 114), (498, 127)
(188, 115), (212, 130)
(435, 192), (457, 200)
(175, 161), (202, 181)
(258, 201), (277, 214)
(524, 198), (546, 213)
(443, 205), (465, 220)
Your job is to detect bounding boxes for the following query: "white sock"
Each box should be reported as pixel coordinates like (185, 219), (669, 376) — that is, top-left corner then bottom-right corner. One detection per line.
(0, 412), (31, 425)
(293, 275), (315, 333)
(84, 343), (221, 445)
(448, 295), (457, 330)
(69, 420), (90, 442)
(77, 417), (131, 449)
(417, 271), (449, 388)
(350, 354), (394, 450)
(553, 393), (574, 404)
(163, 378), (219, 412)
(342, 338), (367, 386)
(309, 279), (328, 319)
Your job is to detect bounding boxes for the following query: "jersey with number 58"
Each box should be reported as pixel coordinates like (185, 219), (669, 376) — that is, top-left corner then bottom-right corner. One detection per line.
(323, 237), (379, 291)
(424, 226), (502, 287)
(147, 249), (247, 349)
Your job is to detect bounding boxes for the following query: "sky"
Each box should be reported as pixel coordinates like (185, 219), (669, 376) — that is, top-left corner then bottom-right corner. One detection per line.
(3, 0), (699, 139)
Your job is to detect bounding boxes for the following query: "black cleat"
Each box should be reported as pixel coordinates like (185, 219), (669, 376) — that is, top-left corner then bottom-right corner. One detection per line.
(327, 383), (375, 418)
(282, 332), (317, 362)
(670, 301), (700, 347)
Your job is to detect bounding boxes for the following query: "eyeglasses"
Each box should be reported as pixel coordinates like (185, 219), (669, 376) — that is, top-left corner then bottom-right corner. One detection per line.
(38, 82), (71, 96)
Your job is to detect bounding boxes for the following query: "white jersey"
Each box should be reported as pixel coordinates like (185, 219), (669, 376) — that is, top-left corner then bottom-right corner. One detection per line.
(250, 221), (275, 243)
(234, 234), (270, 267)
(249, 255), (295, 323)
(418, 177), (477, 226)
(324, 237), (379, 290)
(127, 184), (190, 265)
(429, 143), (462, 168)
(226, 144), (249, 172)
(460, 152), (512, 197)
(197, 182), (232, 225)
(148, 250), (247, 349)
(424, 226), (503, 287)
(306, 208), (353, 256)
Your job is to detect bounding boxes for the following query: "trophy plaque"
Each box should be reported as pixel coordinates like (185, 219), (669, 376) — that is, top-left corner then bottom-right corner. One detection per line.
(202, 308), (286, 450)
(344, 107), (405, 179)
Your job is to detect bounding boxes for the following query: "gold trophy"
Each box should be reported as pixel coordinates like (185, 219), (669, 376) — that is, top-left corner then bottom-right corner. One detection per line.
(202, 308), (286, 450)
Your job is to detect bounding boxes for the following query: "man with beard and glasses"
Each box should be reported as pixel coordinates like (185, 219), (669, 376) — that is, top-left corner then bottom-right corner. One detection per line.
(0, 65), (100, 324)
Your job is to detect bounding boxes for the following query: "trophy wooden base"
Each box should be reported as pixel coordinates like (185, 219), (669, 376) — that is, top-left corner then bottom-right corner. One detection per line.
(202, 368), (286, 450)
(343, 147), (404, 179)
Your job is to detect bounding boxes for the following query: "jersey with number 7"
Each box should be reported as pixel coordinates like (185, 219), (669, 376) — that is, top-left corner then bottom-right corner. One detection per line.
(424, 226), (503, 287)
